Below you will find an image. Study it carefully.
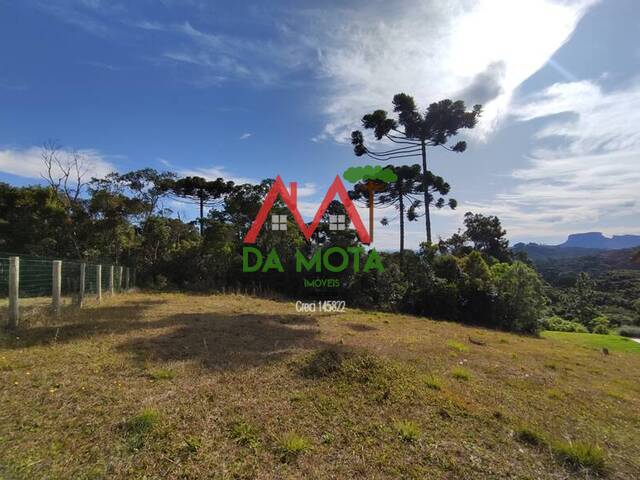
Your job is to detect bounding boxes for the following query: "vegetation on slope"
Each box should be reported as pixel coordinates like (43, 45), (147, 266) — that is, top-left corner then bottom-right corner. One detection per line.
(1, 293), (639, 479)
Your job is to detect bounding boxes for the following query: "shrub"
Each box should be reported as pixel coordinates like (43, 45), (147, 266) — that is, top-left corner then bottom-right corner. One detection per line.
(544, 316), (588, 333)
(394, 420), (421, 442)
(278, 432), (311, 462)
(491, 262), (547, 334)
(552, 441), (605, 473)
(590, 316), (610, 334)
(619, 325), (640, 337)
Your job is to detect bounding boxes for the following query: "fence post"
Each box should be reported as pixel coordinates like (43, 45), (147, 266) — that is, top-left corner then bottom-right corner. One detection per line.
(78, 262), (86, 307)
(8, 256), (19, 328)
(109, 266), (114, 295)
(96, 265), (102, 303)
(52, 260), (62, 317)
(125, 268), (130, 291)
(118, 266), (123, 292)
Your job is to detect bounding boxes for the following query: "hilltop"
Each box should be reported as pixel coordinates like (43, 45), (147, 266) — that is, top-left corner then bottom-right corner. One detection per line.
(1, 292), (639, 479)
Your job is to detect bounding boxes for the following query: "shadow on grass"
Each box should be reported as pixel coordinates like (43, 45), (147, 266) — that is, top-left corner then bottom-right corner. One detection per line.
(0, 298), (167, 348)
(117, 312), (330, 370)
(1, 299), (333, 371)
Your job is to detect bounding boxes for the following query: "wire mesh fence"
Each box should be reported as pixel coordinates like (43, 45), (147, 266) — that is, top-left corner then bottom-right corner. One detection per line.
(0, 252), (133, 328)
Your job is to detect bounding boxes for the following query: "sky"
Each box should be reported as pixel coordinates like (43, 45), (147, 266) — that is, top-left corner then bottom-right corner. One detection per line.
(1, 0), (639, 250)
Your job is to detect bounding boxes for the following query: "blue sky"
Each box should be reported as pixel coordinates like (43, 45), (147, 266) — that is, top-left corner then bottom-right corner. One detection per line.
(1, 0), (639, 249)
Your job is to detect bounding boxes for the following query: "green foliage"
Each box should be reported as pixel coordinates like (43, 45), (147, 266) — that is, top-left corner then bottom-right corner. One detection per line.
(544, 316), (589, 333)
(491, 262), (547, 333)
(343, 165), (397, 183)
(591, 316), (610, 334)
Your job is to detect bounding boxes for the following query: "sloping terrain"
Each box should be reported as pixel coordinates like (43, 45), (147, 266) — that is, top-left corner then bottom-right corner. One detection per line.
(1, 293), (639, 479)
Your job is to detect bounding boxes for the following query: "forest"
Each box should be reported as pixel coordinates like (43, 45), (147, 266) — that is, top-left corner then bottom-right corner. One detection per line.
(2, 155), (637, 336)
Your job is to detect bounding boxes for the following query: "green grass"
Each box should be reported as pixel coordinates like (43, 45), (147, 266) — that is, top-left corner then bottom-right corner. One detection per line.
(148, 368), (175, 380)
(1, 292), (638, 479)
(424, 374), (442, 390)
(394, 420), (421, 442)
(277, 432), (311, 462)
(123, 409), (160, 450)
(229, 421), (260, 449)
(552, 441), (605, 473)
(447, 340), (469, 353)
(542, 331), (640, 353)
(451, 366), (471, 380)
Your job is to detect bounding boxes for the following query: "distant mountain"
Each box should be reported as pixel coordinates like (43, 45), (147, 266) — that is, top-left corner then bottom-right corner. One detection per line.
(559, 232), (640, 250)
(513, 232), (640, 262)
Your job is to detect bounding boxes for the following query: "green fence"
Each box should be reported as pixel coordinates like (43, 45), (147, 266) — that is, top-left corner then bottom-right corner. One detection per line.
(0, 252), (134, 328)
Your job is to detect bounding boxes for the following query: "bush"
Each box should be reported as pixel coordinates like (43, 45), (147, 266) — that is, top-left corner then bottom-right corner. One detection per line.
(618, 325), (640, 337)
(544, 316), (588, 333)
(590, 315), (610, 334)
(515, 427), (545, 446)
(491, 262), (547, 334)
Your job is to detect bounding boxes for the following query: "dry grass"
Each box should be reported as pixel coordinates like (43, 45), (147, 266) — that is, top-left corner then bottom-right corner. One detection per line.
(1, 292), (639, 479)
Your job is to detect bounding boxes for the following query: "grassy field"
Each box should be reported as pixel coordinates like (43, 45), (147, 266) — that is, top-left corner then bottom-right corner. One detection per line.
(1, 292), (639, 479)
(541, 331), (640, 354)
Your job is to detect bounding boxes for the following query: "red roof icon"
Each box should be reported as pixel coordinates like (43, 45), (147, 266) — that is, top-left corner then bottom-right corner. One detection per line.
(243, 175), (371, 244)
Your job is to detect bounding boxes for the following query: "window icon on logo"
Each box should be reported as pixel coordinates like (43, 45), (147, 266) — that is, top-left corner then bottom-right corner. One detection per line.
(329, 215), (346, 231)
(271, 214), (288, 231)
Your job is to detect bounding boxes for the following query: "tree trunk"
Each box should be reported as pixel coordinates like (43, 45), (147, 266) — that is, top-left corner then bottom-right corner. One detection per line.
(421, 140), (432, 244)
(368, 187), (375, 243)
(399, 194), (405, 264)
(199, 192), (204, 236)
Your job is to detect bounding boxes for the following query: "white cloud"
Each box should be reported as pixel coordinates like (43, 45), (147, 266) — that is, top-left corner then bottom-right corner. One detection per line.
(310, 0), (596, 142)
(239, 132), (252, 140)
(0, 146), (116, 181)
(470, 79), (640, 240)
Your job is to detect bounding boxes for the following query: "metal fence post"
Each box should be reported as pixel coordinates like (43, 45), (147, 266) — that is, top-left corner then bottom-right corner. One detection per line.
(96, 264), (102, 303)
(78, 262), (86, 307)
(8, 256), (19, 328)
(52, 260), (62, 317)
(109, 265), (114, 295)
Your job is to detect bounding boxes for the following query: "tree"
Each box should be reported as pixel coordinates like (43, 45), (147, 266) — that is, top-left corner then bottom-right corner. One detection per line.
(462, 212), (510, 262)
(491, 261), (547, 334)
(351, 94), (481, 243)
(406, 171), (457, 224)
(376, 165), (423, 259)
(164, 176), (234, 235)
(343, 165), (396, 242)
(91, 168), (176, 222)
(570, 272), (598, 327)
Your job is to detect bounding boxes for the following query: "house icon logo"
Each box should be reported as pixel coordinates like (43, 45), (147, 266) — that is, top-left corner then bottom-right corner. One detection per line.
(243, 175), (371, 244)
